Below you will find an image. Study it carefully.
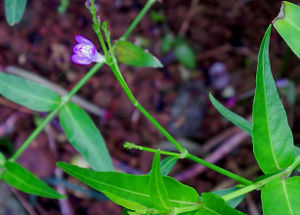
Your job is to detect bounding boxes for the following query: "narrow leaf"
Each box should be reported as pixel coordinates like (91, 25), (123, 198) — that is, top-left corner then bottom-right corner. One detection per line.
(213, 187), (245, 208)
(2, 161), (65, 199)
(0, 71), (61, 112)
(4, 0), (27, 26)
(59, 102), (113, 171)
(114, 40), (163, 68)
(261, 176), (300, 215)
(57, 162), (201, 211)
(160, 156), (178, 176)
(196, 193), (245, 215)
(104, 192), (148, 214)
(273, 1), (300, 59)
(149, 152), (172, 211)
(209, 93), (252, 135)
(252, 25), (295, 174)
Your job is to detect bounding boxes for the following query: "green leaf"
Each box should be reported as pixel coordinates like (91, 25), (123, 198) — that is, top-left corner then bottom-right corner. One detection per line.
(261, 176), (300, 215)
(149, 152), (172, 211)
(0, 152), (5, 166)
(57, 162), (201, 212)
(59, 102), (113, 171)
(160, 156), (178, 176)
(104, 192), (148, 214)
(174, 41), (196, 69)
(273, 1), (300, 59)
(4, 0), (27, 26)
(213, 187), (245, 208)
(252, 25), (295, 174)
(0, 71), (61, 112)
(209, 93), (252, 135)
(114, 40), (163, 68)
(196, 193), (245, 215)
(295, 146), (300, 172)
(2, 161), (65, 199)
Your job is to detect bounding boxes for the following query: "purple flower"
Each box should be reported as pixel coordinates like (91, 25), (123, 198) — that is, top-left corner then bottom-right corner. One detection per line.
(71, 35), (105, 65)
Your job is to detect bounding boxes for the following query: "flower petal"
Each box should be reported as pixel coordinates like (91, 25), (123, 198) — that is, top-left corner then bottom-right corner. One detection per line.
(71, 55), (92, 65)
(75, 35), (93, 45)
(73, 43), (84, 55)
(91, 51), (105, 63)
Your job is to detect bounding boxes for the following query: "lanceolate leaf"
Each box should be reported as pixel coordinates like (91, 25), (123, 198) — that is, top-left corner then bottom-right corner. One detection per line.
(114, 40), (163, 68)
(160, 156), (178, 176)
(57, 162), (201, 213)
(4, 0), (27, 26)
(196, 193), (245, 215)
(0, 71), (61, 112)
(149, 152), (172, 211)
(273, 1), (300, 59)
(252, 25), (295, 174)
(209, 93), (252, 135)
(2, 161), (65, 199)
(213, 187), (245, 208)
(261, 176), (300, 215)
(59, 102), (114, 171)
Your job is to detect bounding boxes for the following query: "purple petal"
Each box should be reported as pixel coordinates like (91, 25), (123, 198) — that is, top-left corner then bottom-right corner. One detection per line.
(91, 51), (105, 63)
(71, 55), (92, 65)
(75, 35), (93, 45)
(73, 43), (84, 55)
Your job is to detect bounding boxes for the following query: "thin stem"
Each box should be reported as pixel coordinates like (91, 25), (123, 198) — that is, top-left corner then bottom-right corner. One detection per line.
(10, 63), (104, 161)
(124, 142), (182, 157)
(186, 154), (253, 185)
(120, 0), (156, 40)
(108, 62), (186, 153)
(89, 0), (110, 60)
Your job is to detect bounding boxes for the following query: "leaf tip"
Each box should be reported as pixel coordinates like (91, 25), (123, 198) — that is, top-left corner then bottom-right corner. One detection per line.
(273, 2), (285, 24)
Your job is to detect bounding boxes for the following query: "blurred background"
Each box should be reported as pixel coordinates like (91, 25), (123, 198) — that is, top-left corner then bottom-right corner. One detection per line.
(0, 0), (300, 214)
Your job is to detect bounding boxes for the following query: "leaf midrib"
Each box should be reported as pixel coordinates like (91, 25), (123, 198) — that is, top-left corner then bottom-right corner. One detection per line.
(260, 38), (281, 170)
(281, 178), (293, 214)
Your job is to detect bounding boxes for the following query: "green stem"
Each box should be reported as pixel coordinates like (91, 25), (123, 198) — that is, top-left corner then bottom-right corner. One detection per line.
(120, 0), (156, 41)
(186, 154), (252, 185)
(124, 142), (182, 157)
(108, 62), (186, 153)
(222, 155), (300, 201)
(10, 63), (104, 161)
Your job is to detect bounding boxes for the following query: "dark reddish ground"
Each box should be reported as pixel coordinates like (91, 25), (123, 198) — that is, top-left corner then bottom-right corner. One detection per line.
(0, 0), (300, 214)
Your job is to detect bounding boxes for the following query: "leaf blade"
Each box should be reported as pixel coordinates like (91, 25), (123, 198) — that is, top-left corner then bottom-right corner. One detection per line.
(196, 193), (245, 215)
(261, 176), (300, 215)
(209, 93), (252, 135)
(252, 25), (295, 174)
(59, 102), (114, 171)
(57, 162), (201, 212)
(113, 40), (163, 68)
(2, 161), (65, 199)
(4, 0), (27, 26)
(0, 71), (61, 112)
(149, 152), (172, 211)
